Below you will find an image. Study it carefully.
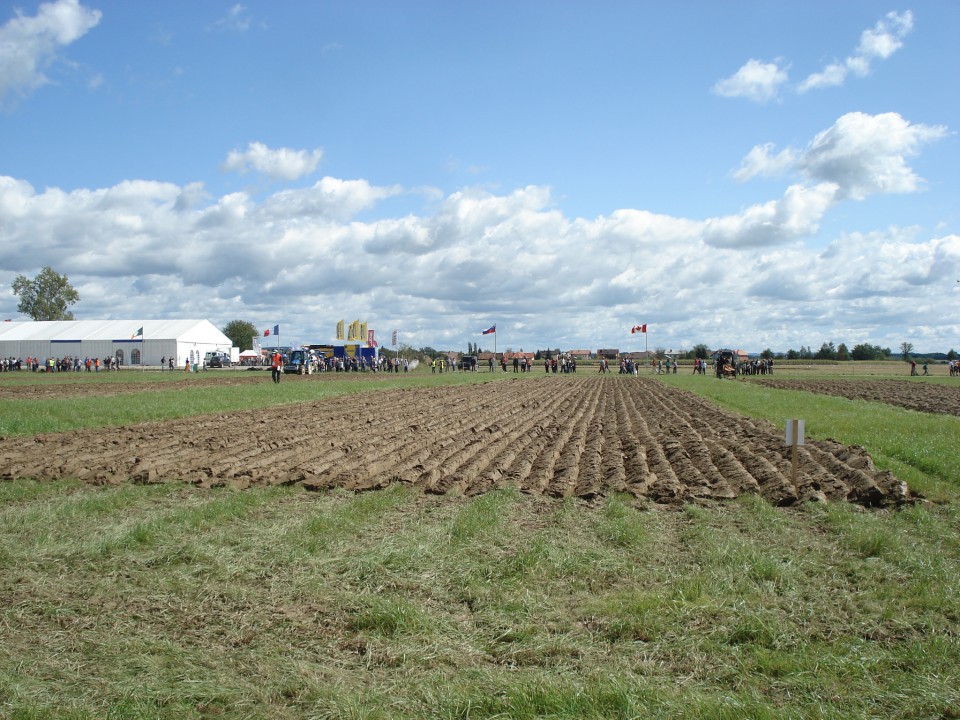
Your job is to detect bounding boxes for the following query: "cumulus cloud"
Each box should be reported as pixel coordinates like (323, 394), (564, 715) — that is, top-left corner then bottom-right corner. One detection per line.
(799, 10), (913, 92)
(262, 177), (403, 222)
(222, 141), (324, 181)
(734, 143), (796, 182)
(733, 112), (948, 201)
(0, 109), (955, 352)
(0, 0), (101, 109)
(712, 58), (789, 103)
(716, 11), (914, 103)
(798, 112), (948, 200)
(701, 182), (839, 249)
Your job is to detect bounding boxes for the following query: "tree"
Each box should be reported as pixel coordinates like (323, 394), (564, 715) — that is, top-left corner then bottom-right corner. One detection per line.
(692, 343), (710, 359)
(836, 343), (849, 361)
(948, 349), (957, 361)
(11, 266), (80, 320)
(760, 348), (775, 359)
(851, 343), (883, 361)
(222, 320), (259, 352)
(814, 342), (837, 360)
(900, 342), (914, 360)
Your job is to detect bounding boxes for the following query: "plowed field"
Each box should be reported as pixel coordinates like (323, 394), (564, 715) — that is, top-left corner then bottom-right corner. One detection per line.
(0, 376), (908, 507)
(753, 378), (960, 417)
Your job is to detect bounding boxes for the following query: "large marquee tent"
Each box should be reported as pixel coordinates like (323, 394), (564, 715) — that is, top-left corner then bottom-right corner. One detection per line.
(0, 319), (235, 368)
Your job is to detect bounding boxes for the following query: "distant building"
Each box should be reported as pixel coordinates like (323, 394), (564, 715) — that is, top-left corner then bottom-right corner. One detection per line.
(597, 348), (620, 360)
(0, 319), (235, 367)
(502, 351), (535, 363)
(622, 351), (655, 361)
(567, 349), (592, 360)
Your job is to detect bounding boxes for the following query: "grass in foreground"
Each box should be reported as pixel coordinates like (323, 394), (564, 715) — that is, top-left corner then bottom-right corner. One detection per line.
(1, 483), (958, 719)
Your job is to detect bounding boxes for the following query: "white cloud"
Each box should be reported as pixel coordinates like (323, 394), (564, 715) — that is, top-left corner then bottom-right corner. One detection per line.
(0, 0), (101, 109)
(262, 177), (402, 222)
(734, 143), (796, 182)
(213, 4), (252, 33)
(733, 112), (949, 203)
(798, 10), (913, 92)
(701, 182), (839, 249)
(798, 112), (948, 200)
(222, 142), (324, 181)
(712, 58), (789, 103)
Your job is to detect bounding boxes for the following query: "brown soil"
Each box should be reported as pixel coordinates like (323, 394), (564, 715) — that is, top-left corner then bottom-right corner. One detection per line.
(0, 376), (910, 507)
(0, 370), (266, 399)
(752, 378), (960, 417)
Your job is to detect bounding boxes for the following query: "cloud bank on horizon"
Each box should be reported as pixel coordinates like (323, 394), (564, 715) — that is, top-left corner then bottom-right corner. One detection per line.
(0, 1), (957, 354)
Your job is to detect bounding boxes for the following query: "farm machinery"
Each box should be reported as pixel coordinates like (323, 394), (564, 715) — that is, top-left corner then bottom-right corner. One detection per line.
(715, 349), (737, 378)
(283, 348), (319, 375)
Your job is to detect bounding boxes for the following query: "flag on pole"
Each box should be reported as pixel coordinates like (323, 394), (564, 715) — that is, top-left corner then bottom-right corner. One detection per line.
(273, 324), (280, 336)
(336, 319), (345, 340)
(631, 324), (647, 334)
(391, 330), (397, 347)
(482, 325), (496, 335)
(131, 326), (143, 339)
(263, 328), (270, 337)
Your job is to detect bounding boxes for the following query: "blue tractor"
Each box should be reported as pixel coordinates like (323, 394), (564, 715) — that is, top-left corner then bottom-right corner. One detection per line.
(283, 348), (317, 375)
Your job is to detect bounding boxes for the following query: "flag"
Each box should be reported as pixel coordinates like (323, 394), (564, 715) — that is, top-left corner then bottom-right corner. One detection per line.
(482, 325), (496, 335)
(131, 326), (143, 339)
(391, 330), (397, 346)
(263, 328), (270, 337)
(348, 319), (361, 341)
(631, 324), (647, 334)
(336, 319), (345, 340)
(273, 324), (280, 336)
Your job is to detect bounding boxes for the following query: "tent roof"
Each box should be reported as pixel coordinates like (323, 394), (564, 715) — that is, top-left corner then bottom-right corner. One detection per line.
(0, 319), (231, 344)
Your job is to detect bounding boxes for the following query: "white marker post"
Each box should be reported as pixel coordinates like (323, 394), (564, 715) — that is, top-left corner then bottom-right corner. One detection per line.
(785, 419), (805, 485)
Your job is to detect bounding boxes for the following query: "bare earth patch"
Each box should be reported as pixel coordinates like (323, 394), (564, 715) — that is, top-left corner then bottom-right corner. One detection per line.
(0, 376), (910, 507)
(752, 378), (960, 417)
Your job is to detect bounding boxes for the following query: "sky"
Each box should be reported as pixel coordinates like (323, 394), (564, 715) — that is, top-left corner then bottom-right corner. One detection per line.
(1, 0), (958, 355)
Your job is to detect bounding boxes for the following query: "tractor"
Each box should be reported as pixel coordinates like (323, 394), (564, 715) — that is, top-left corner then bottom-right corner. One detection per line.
(283, 348), (317, 375)
(715, 349), (737, 378)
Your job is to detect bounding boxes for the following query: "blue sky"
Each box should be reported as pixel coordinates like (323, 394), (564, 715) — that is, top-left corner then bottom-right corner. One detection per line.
(1, 0), (958, 354)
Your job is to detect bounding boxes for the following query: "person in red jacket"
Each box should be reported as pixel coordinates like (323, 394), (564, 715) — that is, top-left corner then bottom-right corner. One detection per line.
(271, 351), (283, 384)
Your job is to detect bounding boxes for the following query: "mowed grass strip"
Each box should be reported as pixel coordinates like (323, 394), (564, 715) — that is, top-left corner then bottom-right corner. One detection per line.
(0, 368), (504, 436)
(1, 481), (959, 719)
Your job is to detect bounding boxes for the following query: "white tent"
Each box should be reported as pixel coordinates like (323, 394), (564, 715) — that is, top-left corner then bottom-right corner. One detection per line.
(0, 319), (235, 368)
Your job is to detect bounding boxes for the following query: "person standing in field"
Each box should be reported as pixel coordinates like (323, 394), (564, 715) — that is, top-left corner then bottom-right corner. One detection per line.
(271, 351), (283, 384)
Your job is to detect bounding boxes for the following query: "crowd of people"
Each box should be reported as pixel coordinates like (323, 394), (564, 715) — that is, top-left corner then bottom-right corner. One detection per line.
(2, 355), (121, 372)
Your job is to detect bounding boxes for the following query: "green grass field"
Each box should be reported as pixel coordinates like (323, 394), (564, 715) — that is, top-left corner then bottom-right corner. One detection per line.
(1, 365), (958, 719)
